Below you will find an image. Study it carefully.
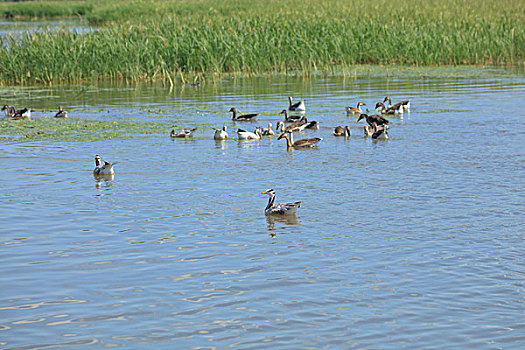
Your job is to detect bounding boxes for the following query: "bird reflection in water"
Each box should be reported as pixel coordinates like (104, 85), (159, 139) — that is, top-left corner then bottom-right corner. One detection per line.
(214, 139), (228, 149)
(266, 215), (300, 232)
(94, 173), (114, 189)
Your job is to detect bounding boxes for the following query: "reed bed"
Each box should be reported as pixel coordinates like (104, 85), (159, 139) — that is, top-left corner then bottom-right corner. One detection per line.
(0, 0), (523, 84)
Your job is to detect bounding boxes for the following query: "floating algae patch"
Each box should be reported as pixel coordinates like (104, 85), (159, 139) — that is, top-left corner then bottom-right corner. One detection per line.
(0, 118), (171, 142)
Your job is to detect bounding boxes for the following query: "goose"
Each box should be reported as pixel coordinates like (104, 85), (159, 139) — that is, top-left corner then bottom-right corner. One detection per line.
(357, 113), (389, 131)
(261, 123), (275, 136)
(372, 125), (389, 140)
(237, 127), (262, 140)
(277, 131), (322, 148)
(276, 118), (307, 133)
(229, 107), (259, 121)
(303, 117), (319, 130)
(93, 154), (116, 176)
(384, 96), (410, 112)
(288, 96), (306, 113)
(214, 125), (229, 140)
(54, 105), (68, 118)
(346, 102), (366, 115)
(375, 102), (400, 115)
(334, 125), (351, 137)
(279, 109), (303, 122)
(170, 127), (197, 138)
(2, 105), (31, 119)
(262, 188), (301, 216)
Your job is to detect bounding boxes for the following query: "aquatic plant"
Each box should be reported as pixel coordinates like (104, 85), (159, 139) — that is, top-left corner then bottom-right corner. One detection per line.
(0, 0), (523, 84)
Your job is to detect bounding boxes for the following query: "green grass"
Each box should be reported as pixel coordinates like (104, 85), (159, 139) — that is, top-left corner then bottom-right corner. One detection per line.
(0, 0), (523, 84)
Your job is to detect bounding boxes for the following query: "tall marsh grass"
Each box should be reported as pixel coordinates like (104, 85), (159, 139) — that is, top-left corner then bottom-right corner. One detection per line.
(0, 0), (523, 84)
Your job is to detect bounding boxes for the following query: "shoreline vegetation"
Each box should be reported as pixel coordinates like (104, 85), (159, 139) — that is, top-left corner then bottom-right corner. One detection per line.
(0, 0), (523, 85)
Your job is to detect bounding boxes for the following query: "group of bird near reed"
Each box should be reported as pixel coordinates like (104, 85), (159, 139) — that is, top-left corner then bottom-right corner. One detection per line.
(3, 95), (409, 218)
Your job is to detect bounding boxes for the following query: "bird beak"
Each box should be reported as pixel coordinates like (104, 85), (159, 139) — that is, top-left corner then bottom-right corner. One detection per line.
(261, 191), (267, 194)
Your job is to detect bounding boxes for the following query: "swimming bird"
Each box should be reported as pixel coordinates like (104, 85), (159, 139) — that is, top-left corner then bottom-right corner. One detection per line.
(375, 102), (400, 115)
(2, 105), (13, 118)
(170, 127), (197, 138)
(346, 102), (366, 115)
(384, 96), (410, 112)
(229, 107), (259, 121)
(288, 96), (306, 113)
(54, 105), (68, 118)
(93, 154), (116, 176)
(276, 118), (308, 133)
(277, 131), (322, 148)
(214, 125), (229, 140)
(261, 122), (275, 136)
(12, 107), (31, 119)
(357, 113), (389, 131)
(279, 109), (303, 122)
(303, 116), (319, 130)
(236, 127), (262, 140)
(334, 125), (351, 137)
(372, 125), (389, 140)
(2, 105), (31, 119)
(262, 188), (301, 216)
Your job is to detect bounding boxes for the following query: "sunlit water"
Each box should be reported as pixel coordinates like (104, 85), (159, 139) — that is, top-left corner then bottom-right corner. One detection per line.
(1, 71), (524, 349)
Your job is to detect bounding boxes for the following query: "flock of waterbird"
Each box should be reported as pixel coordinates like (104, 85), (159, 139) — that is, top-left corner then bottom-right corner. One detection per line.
(3, 94), (410, 217)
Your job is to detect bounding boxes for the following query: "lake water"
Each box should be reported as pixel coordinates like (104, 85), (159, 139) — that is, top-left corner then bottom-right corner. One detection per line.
(1, 69), (524, 349)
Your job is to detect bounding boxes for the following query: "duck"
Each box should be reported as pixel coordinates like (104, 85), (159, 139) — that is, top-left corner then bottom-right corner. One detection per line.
(261, 122), (275, 136)
(357, 113), (389, 130)
(93, 154), (116, 176)
(229, 107), (259, 121)
(346, 102), (366, 115)
(384, 96), (410, 112)
(277, 130), (322, 148)
(236, 127), (262, 140)
(334, 125), (351, 137)
(288, 96), (306, 113)
(279, 109), (303, 122)
(170, 127), (197, 138)
(375, 102), (400, 115)
(213, 125), (229, 140)
(262, 188), (301, 216)
(54, 105), (68, 118)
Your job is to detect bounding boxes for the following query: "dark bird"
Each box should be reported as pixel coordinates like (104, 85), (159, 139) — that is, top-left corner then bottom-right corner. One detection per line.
(229, 107), (259, 121)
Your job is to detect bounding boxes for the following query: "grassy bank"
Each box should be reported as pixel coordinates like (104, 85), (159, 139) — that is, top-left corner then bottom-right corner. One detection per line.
(0, 0), (523, 84)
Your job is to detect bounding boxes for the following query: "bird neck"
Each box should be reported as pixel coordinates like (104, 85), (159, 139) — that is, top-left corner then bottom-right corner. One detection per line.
(265, 194), (275, 210)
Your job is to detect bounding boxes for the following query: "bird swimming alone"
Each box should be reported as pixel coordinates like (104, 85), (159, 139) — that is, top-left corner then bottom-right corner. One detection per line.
(262, 188), (301, 216)
(93, 154), (116, 177)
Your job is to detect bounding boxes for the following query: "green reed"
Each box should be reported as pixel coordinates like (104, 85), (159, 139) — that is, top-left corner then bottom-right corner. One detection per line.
(0, 0), (523, 84)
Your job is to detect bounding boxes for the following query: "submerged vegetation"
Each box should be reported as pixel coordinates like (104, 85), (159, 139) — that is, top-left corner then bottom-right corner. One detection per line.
(0, 117), (170, 141)
(0, 0), (523, 84)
